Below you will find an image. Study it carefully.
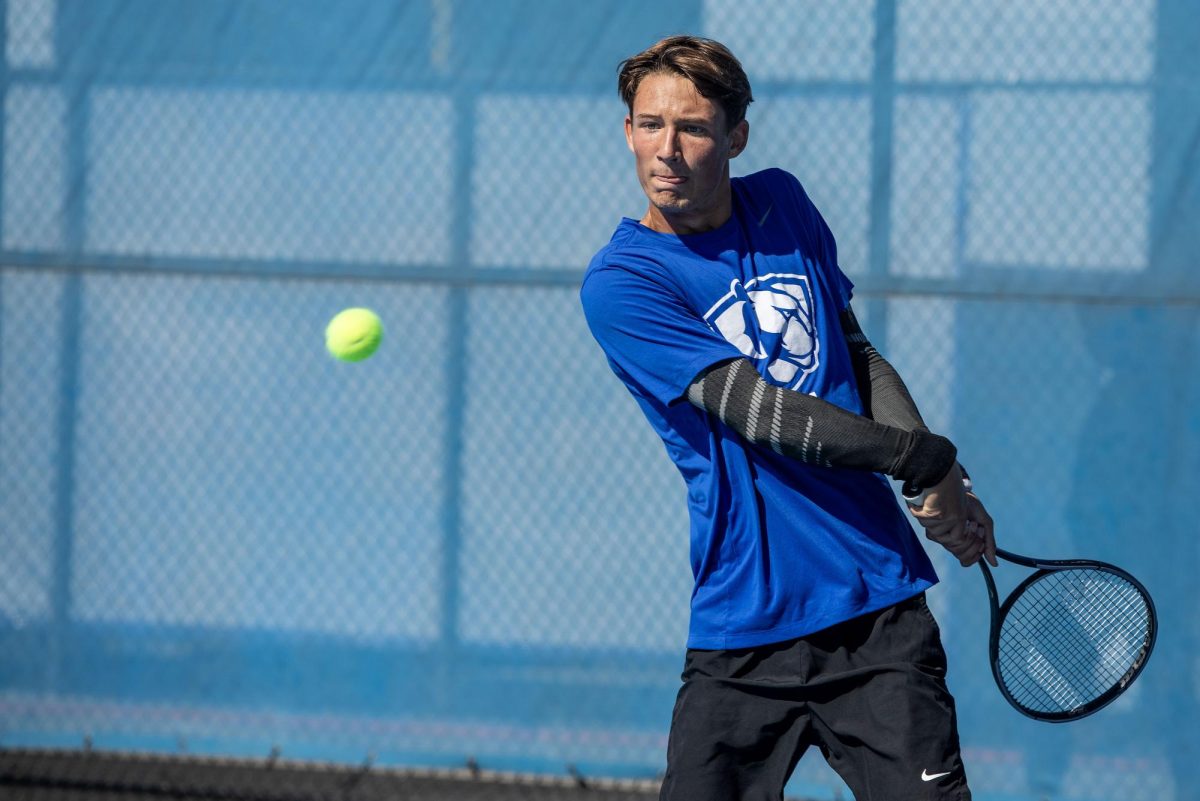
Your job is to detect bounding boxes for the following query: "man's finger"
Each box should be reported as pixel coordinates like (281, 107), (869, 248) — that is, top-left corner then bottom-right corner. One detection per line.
(965, 494), (998, 567)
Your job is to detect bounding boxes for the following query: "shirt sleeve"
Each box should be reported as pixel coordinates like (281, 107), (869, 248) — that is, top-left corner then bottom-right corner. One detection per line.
(580, 264), (744, 407)
(777, 169), (855, 311)
(815, 211), (854, 311)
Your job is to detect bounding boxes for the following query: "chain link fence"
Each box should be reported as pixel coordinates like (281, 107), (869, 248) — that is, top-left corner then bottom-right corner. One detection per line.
(2, 2), (1197, 800)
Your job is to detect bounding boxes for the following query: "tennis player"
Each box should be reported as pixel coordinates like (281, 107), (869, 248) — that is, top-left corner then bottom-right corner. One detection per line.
(580, 35), (996, 801)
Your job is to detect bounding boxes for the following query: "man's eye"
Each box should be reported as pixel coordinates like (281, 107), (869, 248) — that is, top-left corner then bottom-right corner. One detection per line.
(640, 122), (661, 130)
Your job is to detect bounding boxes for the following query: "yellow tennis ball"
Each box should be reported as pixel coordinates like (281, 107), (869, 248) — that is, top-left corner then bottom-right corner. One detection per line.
(325, 307), (383, 362)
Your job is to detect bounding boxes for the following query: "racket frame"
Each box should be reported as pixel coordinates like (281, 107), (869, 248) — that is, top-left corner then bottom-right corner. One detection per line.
(979, 547), (1157, 723)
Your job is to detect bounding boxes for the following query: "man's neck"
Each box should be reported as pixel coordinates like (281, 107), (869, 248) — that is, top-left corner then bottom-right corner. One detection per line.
(640, 202), (732, 236)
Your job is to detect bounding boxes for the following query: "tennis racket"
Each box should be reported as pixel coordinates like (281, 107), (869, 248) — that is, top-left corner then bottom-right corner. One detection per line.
(979, 548), (1156, 722)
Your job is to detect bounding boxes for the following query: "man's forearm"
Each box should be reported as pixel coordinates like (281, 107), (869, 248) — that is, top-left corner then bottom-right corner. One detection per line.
(840, 307), (927, 432)
(686, 358), (956, 489)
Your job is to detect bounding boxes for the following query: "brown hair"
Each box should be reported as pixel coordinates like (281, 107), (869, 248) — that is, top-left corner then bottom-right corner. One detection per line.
(617, 35), (753, 131)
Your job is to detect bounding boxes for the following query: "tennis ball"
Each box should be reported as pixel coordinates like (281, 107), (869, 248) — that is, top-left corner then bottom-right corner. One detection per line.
(325, 307), (383, 362)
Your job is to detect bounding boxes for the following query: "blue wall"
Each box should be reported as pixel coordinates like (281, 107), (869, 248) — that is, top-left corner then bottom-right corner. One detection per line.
(1, 2), (1197, 799)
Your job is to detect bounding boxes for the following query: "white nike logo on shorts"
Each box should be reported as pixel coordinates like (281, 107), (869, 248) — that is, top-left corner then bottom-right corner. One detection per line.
(921, 769), (952, 782)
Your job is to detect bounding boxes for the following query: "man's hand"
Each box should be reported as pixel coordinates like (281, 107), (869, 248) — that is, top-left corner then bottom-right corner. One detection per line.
(907, 466), (997, 567)
(964, 492), (998, 567)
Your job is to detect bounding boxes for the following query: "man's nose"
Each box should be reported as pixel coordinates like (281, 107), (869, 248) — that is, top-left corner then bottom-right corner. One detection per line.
(657, 127), (681, 160)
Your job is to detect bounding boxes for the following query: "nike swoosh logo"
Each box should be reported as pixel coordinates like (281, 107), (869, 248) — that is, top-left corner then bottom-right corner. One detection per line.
(921, 769), (952, 782)
(758, 203), (773, 227)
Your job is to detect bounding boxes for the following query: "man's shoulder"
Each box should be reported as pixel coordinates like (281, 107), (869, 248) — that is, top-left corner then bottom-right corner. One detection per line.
(589, 219), (640, 262)
(734, 167), (802, 197)
(734, 168), (825, 231)
(584, 220), (672, 282)
(582, 224), (649, 310)
(734, 166), (820, 212)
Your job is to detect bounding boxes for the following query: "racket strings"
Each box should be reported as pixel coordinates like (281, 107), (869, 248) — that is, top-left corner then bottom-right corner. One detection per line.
(996, 568), (1151, 714)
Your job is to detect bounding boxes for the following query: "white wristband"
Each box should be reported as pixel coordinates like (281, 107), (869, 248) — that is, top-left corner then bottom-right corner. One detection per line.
(903, 474), (973, 507)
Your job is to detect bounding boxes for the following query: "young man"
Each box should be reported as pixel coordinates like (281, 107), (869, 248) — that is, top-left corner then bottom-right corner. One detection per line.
(580, 36), (996, 800)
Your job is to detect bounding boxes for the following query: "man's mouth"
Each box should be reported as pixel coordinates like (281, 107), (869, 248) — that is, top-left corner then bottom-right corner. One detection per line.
(653, 174), (688, 185)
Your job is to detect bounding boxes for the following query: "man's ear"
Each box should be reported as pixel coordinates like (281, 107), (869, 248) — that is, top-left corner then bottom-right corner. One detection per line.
(625, 115), (635, 153)
(728, 119), (749, 159)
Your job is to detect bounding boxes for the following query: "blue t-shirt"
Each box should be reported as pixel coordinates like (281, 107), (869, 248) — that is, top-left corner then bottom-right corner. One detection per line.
(580, 168), (937, 649)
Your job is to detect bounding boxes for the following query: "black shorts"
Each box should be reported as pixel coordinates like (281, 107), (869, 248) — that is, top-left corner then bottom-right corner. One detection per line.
(659, 594), (970, 801)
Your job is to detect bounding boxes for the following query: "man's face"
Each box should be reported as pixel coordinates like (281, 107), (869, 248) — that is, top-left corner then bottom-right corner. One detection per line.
(625, 71), (748, 235)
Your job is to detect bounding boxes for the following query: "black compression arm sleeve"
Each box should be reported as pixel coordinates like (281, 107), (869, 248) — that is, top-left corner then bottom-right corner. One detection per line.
(686, 358), (957, 489)
(839, 306), (972, 487)
(839, 306), (928, 432)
